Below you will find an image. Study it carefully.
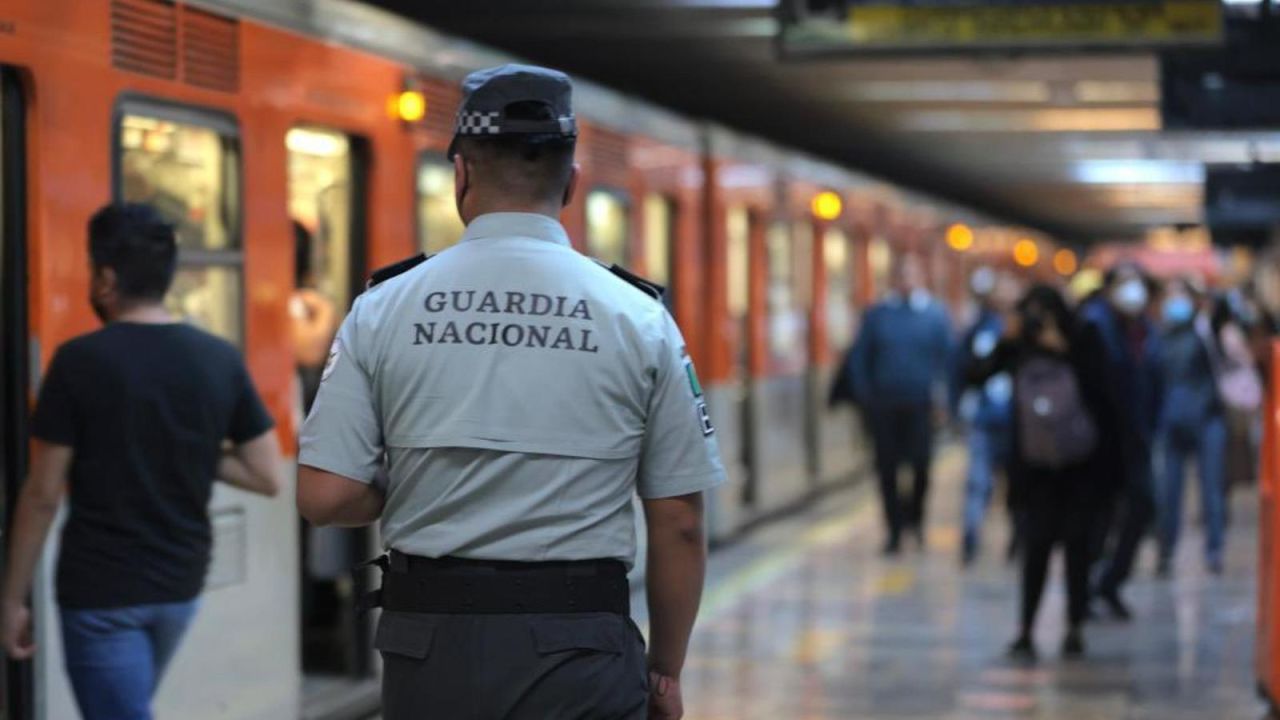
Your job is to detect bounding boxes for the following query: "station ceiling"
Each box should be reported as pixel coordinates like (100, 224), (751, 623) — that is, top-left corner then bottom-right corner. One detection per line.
(366, 0), (1280, 243)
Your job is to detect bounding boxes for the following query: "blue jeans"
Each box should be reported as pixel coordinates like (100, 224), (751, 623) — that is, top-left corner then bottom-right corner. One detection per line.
(1158, 415), (1228, 565)
(963, 424), (1011, 543)
(61, 600), (199, 720)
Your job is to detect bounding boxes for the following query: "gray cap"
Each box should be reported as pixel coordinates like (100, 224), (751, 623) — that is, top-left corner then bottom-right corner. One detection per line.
(447, 63), (578, 160)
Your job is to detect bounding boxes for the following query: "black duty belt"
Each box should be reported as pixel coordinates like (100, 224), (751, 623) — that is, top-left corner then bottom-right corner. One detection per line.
(361, 551), (630, 616)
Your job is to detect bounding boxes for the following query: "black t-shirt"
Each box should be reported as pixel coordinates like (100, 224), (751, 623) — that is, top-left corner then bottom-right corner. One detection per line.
(30, 322), (273, 609)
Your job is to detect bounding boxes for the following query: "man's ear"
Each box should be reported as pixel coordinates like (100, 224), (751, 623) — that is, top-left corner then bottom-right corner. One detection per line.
(92, 266), (118, 295)
(453, 154), (468, 203)
(562, 163), (581, 209)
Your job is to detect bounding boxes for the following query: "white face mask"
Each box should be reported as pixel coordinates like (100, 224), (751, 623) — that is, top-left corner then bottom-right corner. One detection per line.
(909, 288), (930, 311)
(1111, 279), (1148, 316)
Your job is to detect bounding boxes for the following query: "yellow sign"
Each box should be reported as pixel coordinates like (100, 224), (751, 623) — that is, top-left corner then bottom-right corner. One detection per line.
(843, 1), (1222, 49)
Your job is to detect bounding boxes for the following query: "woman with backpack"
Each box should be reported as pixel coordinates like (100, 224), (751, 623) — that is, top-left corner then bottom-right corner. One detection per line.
(970, 284), (1112, 661)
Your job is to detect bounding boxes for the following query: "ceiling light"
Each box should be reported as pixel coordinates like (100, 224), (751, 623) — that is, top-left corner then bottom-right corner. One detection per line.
(898, 108), (1160, 132)
(1073, 81), (1159, 104)
(1013, 239), (1040, 267)
(844, 81), (1050, 104)
(1071, 160), (1204, 184)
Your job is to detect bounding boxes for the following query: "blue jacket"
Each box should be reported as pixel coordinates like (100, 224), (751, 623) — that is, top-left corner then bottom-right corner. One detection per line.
(1157, 322), (1221, 432)
(1079, 297), (1162, 458)
(847, 293), (953, 410)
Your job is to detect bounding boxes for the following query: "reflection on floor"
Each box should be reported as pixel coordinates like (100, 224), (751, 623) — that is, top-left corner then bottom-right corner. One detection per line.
(637, 447), (1264, 720)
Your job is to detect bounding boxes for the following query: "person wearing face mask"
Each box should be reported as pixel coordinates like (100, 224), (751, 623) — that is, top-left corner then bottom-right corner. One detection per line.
(1079, 262), (1163, 620)
(848, 253), (955, 555)
(953, 268), (1019, 566)
(1154, 277), (1227, 576)
(969, 285), (1110, 661)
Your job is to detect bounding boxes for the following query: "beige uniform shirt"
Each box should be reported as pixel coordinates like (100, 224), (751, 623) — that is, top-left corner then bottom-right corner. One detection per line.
(298, 212), (725, 567)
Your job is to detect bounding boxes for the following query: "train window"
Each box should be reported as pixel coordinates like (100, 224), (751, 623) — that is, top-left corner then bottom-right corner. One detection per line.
(117, 107), (242, 345)
(642, 194), (673, 288)
(792, 220), (814, 311)
(417, 156), (465, 254)
(726, 206), (750, 319)
(825, 228), (854, 352)
(119, 114), (237, 250)
(586, 189), (629, 267)
(767, 221), (805, 366)
(287, 127), (354, 312)
(869, 235), (892, 297)
(168, 266), (242, 342)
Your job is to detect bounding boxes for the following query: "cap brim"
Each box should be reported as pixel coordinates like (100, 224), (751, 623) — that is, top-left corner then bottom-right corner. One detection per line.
(446, 136), (459, 161)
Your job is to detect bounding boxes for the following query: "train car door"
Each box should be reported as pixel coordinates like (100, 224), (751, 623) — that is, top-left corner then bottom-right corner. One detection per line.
(285, 127), (375, 688)
(726, 206), (758, 507)
(818, 226), (860, 486)
(586, 188), (630, 267)
(1, 65), (31, 720)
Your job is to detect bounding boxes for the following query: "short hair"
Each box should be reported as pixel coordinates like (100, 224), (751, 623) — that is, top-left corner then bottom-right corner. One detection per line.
(88, 203), (178, 301)
(452, 101), (576, 203)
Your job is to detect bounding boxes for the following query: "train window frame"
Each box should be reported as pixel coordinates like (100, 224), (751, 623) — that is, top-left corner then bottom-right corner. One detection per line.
(585, 186), (632, 268)
(111, 96), (245, 346)
(415, 151), (466, 255)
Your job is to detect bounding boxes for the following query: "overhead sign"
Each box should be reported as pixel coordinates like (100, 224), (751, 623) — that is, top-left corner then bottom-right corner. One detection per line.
(779, 0), (1225, 55)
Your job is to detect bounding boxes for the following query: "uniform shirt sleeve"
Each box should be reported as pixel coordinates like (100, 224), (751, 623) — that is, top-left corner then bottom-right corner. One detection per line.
(30, 345), (80, 447)
(298, 297), (383, 484)
(637, 312), (727, 499)
(228, 359), (274, 443)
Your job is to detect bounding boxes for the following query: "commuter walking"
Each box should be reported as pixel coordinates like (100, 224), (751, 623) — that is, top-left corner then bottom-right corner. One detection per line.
(1155, 278), (1228, 576)
(1212, 292), (1265, 494)
(297, 65), (725, 719)
(1084, 262), (1162, 620)
(954, 267), (1017, 565)
(848, 253), (953, 555)
(971, 285), (1109, 660)
(1, 204), (284, 720)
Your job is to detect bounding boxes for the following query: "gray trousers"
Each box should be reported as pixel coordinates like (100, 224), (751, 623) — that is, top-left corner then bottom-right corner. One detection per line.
(376, 611), (648, 719)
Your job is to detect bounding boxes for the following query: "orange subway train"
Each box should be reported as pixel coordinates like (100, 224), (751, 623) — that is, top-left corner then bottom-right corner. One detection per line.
(0, 1), (1025, 718)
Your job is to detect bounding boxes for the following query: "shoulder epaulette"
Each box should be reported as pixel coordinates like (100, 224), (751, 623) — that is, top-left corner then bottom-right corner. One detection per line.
(598, 261), (665, 301)
(366, 253), (432, 289)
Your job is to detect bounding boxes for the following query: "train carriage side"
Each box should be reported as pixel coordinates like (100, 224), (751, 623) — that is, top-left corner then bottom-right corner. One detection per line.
(0, 2), (433, 717)
(699, 128), (780, 540)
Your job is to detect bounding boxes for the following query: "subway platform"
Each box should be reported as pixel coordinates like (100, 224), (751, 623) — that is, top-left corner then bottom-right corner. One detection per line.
(635, 447), (1264, 720)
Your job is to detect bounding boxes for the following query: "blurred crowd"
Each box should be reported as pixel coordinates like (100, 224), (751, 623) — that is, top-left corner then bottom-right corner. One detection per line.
(834, 254), (1270, 661)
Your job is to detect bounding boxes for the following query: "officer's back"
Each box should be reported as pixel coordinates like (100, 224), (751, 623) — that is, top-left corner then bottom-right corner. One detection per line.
(298, 65), (724, 720)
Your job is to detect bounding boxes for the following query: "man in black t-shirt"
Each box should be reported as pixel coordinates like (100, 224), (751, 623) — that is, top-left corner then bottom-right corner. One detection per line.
(1, 204), (284, 720)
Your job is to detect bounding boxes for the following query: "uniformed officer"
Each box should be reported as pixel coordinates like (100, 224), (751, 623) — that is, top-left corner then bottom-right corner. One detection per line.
(297, 64), (725, 720)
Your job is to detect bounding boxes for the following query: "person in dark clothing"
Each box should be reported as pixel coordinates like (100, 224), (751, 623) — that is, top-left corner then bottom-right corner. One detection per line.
(849, 253), (954, 554)
(1155, 277), (1227, 576)
(1, 204), (285, 720)
(972, 285), (1112, 661)
(1083, 262), (1162, 621)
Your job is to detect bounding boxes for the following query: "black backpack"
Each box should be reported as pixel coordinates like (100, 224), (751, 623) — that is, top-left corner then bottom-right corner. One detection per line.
(1015, 355), (1099, 469)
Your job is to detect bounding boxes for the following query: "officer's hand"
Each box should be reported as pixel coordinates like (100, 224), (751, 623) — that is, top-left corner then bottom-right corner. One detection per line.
(647, 671), (683, 719)
(3, 602), (34, 660)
